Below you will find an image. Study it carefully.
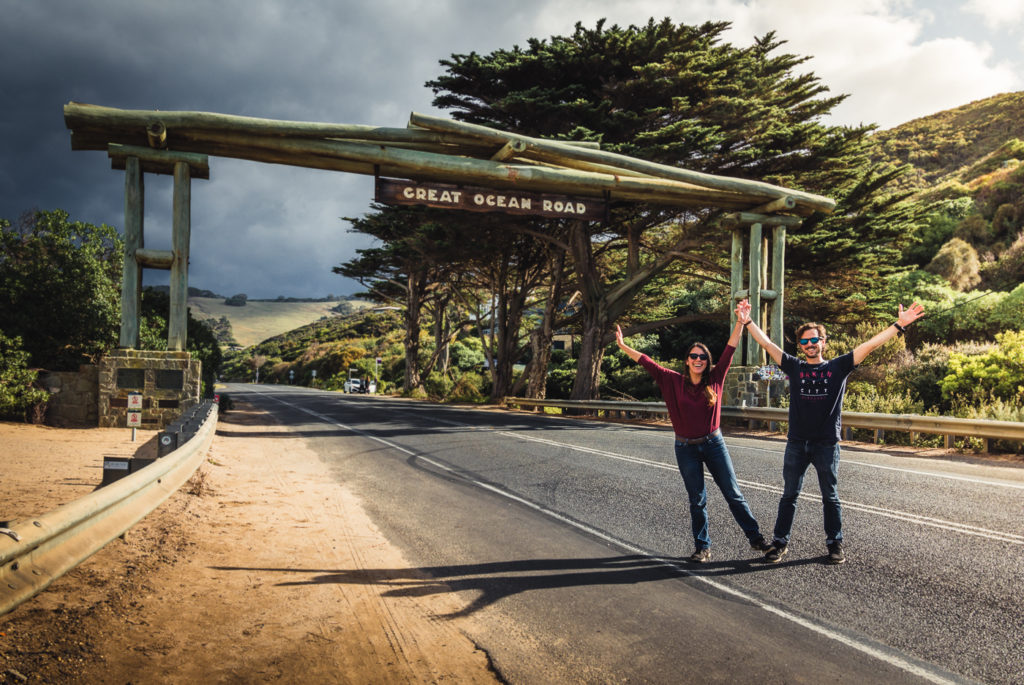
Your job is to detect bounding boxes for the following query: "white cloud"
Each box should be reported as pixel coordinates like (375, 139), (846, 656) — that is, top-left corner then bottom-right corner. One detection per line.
(963, 0), (1024, 29)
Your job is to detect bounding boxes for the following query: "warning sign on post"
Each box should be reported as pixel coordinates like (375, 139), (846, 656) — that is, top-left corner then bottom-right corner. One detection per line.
(127, 411), (142, 427)
(127, 393), (143, 410)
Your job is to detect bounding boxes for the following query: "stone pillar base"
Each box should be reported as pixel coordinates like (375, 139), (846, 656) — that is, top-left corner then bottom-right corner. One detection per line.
(724, 365), (788, 408)
(98, 349), (201, 429)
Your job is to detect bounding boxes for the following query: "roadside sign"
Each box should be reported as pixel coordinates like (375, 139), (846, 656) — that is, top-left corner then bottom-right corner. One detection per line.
(127, 411), (142, 427)
(127, 392), (143, 410)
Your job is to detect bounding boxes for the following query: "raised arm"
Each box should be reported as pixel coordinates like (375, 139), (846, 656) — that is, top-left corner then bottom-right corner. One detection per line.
(615, 325), (643, 363)
(735, 299), (783, 365)
(852, 302), (925, 365)
(726, 314), (745, 349)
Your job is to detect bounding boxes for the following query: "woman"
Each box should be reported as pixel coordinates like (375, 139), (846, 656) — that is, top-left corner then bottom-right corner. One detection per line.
(615, 319), (769, 563)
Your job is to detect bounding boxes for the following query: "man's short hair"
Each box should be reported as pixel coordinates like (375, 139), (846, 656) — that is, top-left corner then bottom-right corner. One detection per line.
(795, 322), (827, 340)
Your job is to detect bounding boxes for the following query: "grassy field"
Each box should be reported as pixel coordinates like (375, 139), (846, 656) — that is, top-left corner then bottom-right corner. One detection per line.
(188, 297), (345, 348)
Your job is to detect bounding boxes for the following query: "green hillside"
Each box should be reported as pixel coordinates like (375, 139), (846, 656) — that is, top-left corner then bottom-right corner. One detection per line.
(188, 297), (364, 348)
(871, 91), (1024, 191)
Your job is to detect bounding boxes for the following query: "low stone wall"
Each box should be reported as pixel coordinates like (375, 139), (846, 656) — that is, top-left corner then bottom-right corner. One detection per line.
(38, 365), (99, 427)
(724, 365), (788, 408)
(98, 350), (201, 429)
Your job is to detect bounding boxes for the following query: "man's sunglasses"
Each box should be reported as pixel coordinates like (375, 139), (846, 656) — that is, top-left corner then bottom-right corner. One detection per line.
(688, 353), (709, 361)
(799, 337), (824, 345)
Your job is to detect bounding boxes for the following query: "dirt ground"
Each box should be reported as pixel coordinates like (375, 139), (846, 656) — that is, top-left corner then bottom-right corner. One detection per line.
(0, 400), (500, 684)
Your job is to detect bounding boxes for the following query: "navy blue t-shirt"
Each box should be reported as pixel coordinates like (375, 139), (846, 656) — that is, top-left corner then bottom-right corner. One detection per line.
(779, 351), (857, 443)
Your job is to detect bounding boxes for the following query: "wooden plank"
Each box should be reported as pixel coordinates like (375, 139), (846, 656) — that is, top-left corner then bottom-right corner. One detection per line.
(375, 177), (606, 221)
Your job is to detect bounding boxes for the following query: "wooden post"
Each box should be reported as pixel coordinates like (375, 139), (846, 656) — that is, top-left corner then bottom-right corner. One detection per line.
(746, 223), (763, 366)
(731, 229), (744, 356)
(120, 157), (144, 348)
(168, 162), (191, 351)
(771, 225), (786, 347)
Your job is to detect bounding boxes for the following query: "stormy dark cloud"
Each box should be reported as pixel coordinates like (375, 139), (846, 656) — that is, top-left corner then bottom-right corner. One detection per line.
(2, 0), (1019, 298)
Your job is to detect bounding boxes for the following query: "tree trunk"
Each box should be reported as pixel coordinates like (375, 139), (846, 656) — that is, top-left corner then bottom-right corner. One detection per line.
(569, 310), (609, 400)
(526, 249), (567, 399)
(403, 271), (426, 393)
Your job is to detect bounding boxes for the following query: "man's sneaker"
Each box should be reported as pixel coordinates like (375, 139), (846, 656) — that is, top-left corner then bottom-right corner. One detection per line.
(827, 541), (846, 565)
(763, 544), (789, 563)
(750, 536), (772, 553)
(688, 548), (711, 563)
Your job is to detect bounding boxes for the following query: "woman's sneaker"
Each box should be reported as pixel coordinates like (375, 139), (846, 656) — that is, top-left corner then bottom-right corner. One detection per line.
(764, 544), (788, 563)
(827, 541), (846, 564)
(688, 548), (711, 563)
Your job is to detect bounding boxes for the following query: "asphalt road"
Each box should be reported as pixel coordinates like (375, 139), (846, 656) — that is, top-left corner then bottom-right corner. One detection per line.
(224, 384), (1024, 685)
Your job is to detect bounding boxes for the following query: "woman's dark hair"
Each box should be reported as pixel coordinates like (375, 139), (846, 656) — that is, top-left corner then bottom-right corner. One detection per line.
(687, 342), (717, 407)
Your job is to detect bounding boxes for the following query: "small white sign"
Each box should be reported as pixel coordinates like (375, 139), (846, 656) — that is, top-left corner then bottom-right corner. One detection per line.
(127, 411), (142, 427)
(127, 393), (143, 410)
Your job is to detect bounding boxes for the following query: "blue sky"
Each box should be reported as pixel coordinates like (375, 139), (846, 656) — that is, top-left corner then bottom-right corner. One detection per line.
(2, 0), (1022, 298)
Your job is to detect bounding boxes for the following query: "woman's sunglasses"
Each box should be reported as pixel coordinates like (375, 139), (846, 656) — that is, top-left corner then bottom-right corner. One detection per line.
(688, 353), (709, 361)
(799, 337), (823, 345)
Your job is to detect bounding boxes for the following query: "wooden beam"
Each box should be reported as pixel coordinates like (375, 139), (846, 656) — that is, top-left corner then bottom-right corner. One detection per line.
(747, 223), (764, 366)
(722, 212), (803, 227)
(168, 162), (191, 351)
(135, 248), (175, 269)
(119, 157), (143, 349)
(108, 144), (210, 179)
(409, 111), (836, 214)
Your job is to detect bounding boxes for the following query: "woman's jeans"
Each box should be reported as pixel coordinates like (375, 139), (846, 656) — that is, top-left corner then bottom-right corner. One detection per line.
(674, 432), (762, 550)
(772, 439), (843, 546)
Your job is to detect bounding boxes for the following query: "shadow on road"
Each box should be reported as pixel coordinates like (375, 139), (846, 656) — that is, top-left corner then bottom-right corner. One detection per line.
(211, 553), (822, 618)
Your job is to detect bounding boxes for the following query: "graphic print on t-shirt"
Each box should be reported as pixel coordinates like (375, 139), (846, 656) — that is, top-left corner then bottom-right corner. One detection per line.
(798, 368), (833, 400)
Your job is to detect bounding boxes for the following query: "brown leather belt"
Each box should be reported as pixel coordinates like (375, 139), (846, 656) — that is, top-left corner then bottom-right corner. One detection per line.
(675, 429), (721, 446)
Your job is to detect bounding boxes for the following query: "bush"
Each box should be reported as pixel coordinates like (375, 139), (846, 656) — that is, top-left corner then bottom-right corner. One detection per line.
(0, 331), (50, 422)
(894, 341), (993, 411)
(925, 238), (981, 291)
(941, 330), (1024, 405)
(449, 372), (486, 402)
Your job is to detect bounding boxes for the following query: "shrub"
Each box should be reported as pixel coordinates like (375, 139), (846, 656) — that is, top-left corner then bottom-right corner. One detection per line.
(925, 238), (981, 291)
(0, 331), (50, 422)
(894, 341), (993, 411)
(450, 372), (486, 402)
(940, 330), (1024, 405)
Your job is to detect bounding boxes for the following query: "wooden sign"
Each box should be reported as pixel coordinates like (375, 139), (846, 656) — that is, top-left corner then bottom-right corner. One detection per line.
(376, 177), (606, 221)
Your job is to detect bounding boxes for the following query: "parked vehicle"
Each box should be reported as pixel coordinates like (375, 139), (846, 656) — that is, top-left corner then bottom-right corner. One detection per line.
(343, 379), (362, 393)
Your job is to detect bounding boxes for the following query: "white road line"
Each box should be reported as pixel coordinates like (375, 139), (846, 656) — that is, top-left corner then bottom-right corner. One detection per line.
(505, 432), (1024, 545)
(256, 392), (962, 685)
(728, 440), (1024, 490)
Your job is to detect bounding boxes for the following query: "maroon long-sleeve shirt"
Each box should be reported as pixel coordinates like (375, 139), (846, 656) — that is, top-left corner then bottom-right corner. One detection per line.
(638, 344), (735, 439)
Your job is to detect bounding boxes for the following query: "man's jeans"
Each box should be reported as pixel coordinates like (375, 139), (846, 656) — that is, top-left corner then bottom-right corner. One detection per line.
(773, 439), (843, 546)
(674, 432), (762, 550)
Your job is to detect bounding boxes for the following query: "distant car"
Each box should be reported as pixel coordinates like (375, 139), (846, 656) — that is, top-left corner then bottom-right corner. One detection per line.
(344, 379), (362, 393)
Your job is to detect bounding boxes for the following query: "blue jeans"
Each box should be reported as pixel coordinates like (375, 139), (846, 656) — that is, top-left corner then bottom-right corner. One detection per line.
(772, 440), (843, 546)
(674, 432), (762, 550)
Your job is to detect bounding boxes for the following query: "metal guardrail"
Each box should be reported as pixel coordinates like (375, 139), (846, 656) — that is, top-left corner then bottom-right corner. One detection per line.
(505, 398), (1024, 447)
(0, 401), (218, 617)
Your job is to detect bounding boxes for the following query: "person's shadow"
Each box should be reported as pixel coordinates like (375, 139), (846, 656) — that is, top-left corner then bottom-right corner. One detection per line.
(212, 553), (819, 618)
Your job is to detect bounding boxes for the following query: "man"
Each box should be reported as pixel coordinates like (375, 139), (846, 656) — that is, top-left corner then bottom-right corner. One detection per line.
(735, 298), (925, 564)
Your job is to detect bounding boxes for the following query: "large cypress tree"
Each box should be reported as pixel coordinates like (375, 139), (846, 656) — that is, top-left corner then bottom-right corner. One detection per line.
(429, 19), (919, 398)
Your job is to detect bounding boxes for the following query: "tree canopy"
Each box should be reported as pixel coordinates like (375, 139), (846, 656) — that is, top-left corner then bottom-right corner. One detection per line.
(0, 209), (122, 370)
